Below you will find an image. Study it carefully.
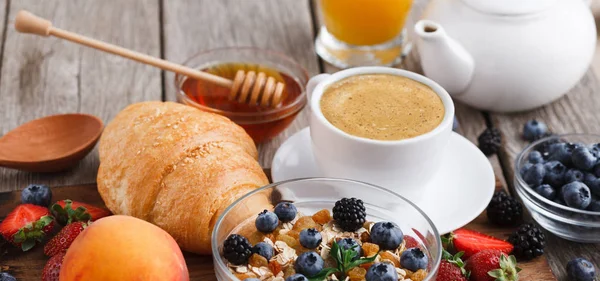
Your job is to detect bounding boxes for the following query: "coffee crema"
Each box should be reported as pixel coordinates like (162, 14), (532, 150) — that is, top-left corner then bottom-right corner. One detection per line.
(320, 74), (445, 141)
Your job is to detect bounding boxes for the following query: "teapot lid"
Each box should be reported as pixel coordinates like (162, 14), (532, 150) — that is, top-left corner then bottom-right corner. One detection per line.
(461, 0), (558, 15)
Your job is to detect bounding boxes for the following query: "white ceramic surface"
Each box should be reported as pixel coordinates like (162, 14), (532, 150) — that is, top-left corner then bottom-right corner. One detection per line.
(306, 67), (455, 201)
(271, 128), (495, 234)
(415, 0), (596, 112)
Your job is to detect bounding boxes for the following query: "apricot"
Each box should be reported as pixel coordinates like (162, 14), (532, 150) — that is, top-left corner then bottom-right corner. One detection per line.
(59, 215), (189, 281)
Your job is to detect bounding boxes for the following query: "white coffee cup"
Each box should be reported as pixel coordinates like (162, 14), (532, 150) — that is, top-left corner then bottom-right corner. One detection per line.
(305, 67), (455, 201)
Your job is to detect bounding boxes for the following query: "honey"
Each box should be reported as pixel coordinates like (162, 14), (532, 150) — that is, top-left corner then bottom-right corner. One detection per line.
(179, 63), (305, 143)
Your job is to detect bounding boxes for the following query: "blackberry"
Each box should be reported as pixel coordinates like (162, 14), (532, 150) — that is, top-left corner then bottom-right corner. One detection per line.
(507, 223), (545, 261)
(333, 197), (366, 232)
(223, 234), (252, 265)
(486, 191), (523, 226)
(478, 128), (502, 156)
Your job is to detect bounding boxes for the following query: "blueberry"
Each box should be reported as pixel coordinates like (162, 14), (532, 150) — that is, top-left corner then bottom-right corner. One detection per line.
(299, 228), (322, 249)
(336, 238), (362, 260)
(548, 143), (574, 166)
(285, 274), (309, 281)
(523, 163), (545, 186)
(294, 251), (324, 277)
(543, 161), (566, 187)
(520, 163), (533, 178)
(567, 258), (596, 281)
(523, 120), (548, 141)
(593, 164), (600, 178)
(588, 198), (600, 212)
(252, 242), (274, 260)
(0, 272), (16, 281)
(400, 247), (428, 271)
(20, 184), (52, 206)
(366, 262), (398, 281)
(370, 222), (404, 250)
(590, 143), (600, 158)
(274, 202), (297, 222)
(572, 147), (598, 171)
(584, 173), (600, 197)
(562, 182), (592, 209)
(534, 184), (557, 201)
(528, 151), (544, 164)
(255, 210), (279, 233)
(565, 169), (585, 183)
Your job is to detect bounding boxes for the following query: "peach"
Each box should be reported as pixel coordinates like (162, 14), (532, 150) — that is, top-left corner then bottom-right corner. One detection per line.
(59, 215), (189, 281)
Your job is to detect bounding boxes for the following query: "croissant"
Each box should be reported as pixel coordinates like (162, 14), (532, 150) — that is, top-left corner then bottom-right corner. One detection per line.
(97, 101), (269, 254)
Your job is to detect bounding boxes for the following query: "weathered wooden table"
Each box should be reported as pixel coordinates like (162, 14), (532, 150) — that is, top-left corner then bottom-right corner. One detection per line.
(1, 1), (599, 280)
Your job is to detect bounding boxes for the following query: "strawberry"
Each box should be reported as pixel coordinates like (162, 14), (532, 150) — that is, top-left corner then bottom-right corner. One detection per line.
(404, 235), (420, 248)
(0, 204), (54, 251)
(466, 250), (520, 281)
(437, 249), (469, 281)
(51, 199), (111, 225)
(44, 221), (88, 256)
(446, 228), (513, 259)
(41, 251), (66, 281)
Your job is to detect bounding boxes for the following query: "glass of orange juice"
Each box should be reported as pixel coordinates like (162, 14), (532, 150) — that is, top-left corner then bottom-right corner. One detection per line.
(316, 0), (413, 68)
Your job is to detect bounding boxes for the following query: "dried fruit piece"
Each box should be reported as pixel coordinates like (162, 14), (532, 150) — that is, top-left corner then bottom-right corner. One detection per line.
(312, 209), (332, 224)
(247, 231), (267, 245)
(362, 242), (380, 258)
(276, 234), (298, 248)
(293, 216), (320, 231)
(269, 260), (282, 275)
(380, 251), (400, 267)
(347, 267), (367, 281)
(234, 272), (257, 280)
(287, 230), (300, 239)
(411, 269), (428, 281)
(283, 265), (296, 278)
(360, 231), (371, 243)
(248, 253), (268, 267)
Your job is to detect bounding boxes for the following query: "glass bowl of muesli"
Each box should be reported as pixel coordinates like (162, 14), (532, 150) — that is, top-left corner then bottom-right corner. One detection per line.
(211, 178), (442, 281)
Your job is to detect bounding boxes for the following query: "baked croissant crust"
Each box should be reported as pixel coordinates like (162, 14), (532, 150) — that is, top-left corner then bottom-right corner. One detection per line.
(97, 101), (269, 254)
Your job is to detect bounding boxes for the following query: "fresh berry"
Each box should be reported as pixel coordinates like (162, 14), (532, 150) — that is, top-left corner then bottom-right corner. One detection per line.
(436, 250), (468, 281)
(566, 169), (586, 183)
(370, 222), (404, 250)
(0, 204), (54, 251)
(543, 161), (567, 187)
(448, 229), (513, 259)
(567, 258), (596, 281)
(252, 241), (274, 260)
(336, 238), (362, 260)
(523, 163), (545, 186)
(294, 251), (324, 277)
(527, 150), (544, 164)
(400, 247), (428, 271)
(594, 164), (600, 177)
(255, 210), (279, 233)
(0, 272), (16, 281)
(41, 251), (65, 281)
(21, 184), (52, 206)
(486, 191), (523, 226)
(562, 181), (592, 209)
(519, 163), (533, 178)
(535, 138), (561, 157)
(584, 173), (600, 197)
(365, 262), (398, 281)
(523, 120), (548, 141)
(548, 142), (576, 166)
(534, 184), (557, 201)
(588, 198), (600, 212)
(51, 199), (111, 225)
(507, 223), (545, 261)
(299, 228), (322, 249)
(590, 144), (600, 158)
(223, 234), (252, 265)
(285, 274), (308, 281)
(44, 221), (88, 257)
(403, 235), (419, 248)
(572, 147), (597, 171)
(478, 128), (502, 156)
(332, 198), (366, 232)
(466, 250), (519, 281)
(274, 202), (297, 222)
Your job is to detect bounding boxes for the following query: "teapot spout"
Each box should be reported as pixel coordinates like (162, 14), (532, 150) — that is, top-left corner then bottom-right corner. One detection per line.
(414, 20), (475, 94)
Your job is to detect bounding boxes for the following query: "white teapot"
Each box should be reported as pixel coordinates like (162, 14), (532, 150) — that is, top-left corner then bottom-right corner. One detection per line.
(414, 0), (596, 112)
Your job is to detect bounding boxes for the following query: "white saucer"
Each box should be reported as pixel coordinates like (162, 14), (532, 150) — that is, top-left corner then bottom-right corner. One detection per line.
(271, 127), (495, 234)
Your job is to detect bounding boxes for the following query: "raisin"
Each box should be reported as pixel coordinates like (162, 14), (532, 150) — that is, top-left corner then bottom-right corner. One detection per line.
(347, 267), (367, 281)
(361, 242), (379, 258)
(293, 216), (321, 231)
(248, 253), (268, 267)
(277, 234), (298, 248)
(312, 209), (332, 224)
(268, 260), (282, 275)
(380, 251), (400, 267)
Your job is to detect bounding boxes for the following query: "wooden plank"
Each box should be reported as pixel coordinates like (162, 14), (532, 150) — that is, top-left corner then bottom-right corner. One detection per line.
(161, 0), (321, 168)
(0, 0), (162, 192)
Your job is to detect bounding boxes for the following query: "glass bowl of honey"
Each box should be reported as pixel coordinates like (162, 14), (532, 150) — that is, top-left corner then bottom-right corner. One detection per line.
(176, 47), (308, 143)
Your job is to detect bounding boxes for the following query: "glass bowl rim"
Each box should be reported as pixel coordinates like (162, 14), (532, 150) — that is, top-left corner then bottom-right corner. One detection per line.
(210, 177), (443, 281)
(515, 133), (600, 215)
(175, 46), (309, 119)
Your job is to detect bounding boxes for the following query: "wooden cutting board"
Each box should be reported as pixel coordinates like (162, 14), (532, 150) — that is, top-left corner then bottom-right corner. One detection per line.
(0, 178), (556, 280)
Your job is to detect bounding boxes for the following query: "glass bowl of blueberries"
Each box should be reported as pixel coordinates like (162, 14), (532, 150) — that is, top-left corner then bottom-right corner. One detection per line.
(515, 134), (600, 243)
(211, 178), (442, 281)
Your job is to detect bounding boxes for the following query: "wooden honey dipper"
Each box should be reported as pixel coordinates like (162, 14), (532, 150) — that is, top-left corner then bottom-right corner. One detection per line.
(14, 10), (285, 108)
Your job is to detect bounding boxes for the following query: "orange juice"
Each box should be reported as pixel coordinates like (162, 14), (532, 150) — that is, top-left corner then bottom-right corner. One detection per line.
(320, 0), (413, 46)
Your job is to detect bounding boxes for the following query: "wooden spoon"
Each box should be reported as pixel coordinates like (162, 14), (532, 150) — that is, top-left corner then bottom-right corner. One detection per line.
(0, 114), (103, 173)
